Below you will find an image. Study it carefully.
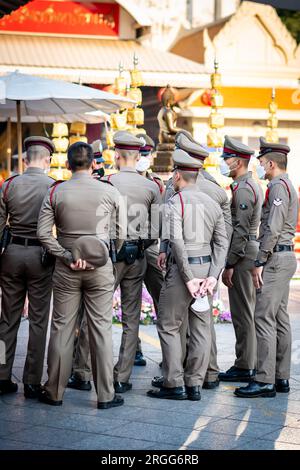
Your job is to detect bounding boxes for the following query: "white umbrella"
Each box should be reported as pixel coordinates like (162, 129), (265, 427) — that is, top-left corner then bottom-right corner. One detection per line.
(0, 71), (134, 172)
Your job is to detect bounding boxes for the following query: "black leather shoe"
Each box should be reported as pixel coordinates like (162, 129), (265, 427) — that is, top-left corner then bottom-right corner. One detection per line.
(147, 386), (187, 400)
(98, 394), (124, 409)
(202, 379), (220, 389)
(219, 366), (256, 382)
(67, 375), (92, 391)
(38, 389), (63, 406)
(276, 379), (290, 393)
(0, 379), (18, 395)
(234, 381), (276, 398)
(114, 381), (132, 393)
(24, 383), (42, 399)
(151, 376), (164, 388)
(186, 386), (201, 401)
(134, 351), (147, 366)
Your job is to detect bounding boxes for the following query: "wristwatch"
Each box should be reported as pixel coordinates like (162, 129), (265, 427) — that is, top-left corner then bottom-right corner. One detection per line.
(254, 259), (266, 268)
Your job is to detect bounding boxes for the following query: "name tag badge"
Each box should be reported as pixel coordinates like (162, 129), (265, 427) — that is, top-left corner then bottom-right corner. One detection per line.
(192, 295), (210, 313)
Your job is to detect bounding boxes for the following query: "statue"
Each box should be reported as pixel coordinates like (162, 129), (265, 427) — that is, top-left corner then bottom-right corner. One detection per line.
(157, 85), (182, 147)
(153, 85), (183, 173)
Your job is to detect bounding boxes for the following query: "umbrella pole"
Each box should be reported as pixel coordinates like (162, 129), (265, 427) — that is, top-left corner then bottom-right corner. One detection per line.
(16, 100), (23, 174)
(6, 117), (11, 177)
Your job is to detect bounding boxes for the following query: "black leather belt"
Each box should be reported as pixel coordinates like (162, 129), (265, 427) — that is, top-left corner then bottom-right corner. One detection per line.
(274, 245), (294, 252)
(11, 236), (41, 247)
(173, 255), (211, 265)
(247, 235), (257, 241)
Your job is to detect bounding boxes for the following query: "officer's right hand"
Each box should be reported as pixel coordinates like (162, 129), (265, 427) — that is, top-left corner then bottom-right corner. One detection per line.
(70, 259), (93, 271)
(186, 278), (204, 298)
(157, 252), (167, 270)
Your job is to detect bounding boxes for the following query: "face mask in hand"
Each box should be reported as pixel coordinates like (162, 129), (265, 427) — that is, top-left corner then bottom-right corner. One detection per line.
(92, 168), (105, 178)
(256, 164), (266, 180)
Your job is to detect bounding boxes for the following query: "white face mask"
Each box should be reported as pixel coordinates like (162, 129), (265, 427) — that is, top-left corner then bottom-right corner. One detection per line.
(219, 159), (231, 177)
(256, 163), (266, 180)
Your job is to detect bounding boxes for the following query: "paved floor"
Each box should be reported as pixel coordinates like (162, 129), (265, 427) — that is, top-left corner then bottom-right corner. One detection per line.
(0, 284), (300, 450)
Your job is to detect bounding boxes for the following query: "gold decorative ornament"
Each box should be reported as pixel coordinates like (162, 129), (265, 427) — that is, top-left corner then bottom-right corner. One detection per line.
(266, 88), (279, 143)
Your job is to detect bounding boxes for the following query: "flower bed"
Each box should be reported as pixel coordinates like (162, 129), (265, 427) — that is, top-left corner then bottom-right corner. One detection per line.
(112, 286), (232, 325)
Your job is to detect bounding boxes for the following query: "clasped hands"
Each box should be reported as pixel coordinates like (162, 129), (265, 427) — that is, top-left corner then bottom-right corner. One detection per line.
(70, 259), (95, 271)
(186, 277), (217, 298)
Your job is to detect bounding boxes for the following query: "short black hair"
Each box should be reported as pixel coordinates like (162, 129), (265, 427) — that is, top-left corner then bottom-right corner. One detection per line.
(67, 142), (93, 171)
(264, 152), (287, 170)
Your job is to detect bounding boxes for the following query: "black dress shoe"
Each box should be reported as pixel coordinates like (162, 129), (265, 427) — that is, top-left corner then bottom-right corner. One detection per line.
(234, 381), (276, 398)
(98, 394), (124, 409)
(67, 375), (92, 391)
(186, 386), (201, 401)
(276, 379), (290, 393)
(202, 379), (220, 389)
(38, 389), (63, 406)
(0, 379), (18, 395)
(134, 351), (147, 366)
(219, 366), (255, 382)
(147, 386), (187, 400)
(24, 383), (42, 399)
(114, 381), (132, 393)
(151, 376), (164, 388)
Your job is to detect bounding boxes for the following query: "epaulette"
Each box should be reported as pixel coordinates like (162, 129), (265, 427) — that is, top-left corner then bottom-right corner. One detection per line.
(49, 180), (64, 206)
(3, 174), (19, 203)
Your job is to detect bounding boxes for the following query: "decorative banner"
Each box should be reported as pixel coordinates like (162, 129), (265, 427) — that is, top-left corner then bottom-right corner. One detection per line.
(0, 1), (120, 37)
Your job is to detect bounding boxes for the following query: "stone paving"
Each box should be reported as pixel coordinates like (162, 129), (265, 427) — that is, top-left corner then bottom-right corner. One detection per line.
(0, 284), (300, 450)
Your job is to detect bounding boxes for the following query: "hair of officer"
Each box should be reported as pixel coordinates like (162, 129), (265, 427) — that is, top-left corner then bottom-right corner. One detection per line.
(264, 152), (287, 170)
(236, 157), (249, 168)
(115, 149), (140, 160)
(67, 142), (94, 171)
(176, 169), (198, 183)
(26, 145), (50, 162)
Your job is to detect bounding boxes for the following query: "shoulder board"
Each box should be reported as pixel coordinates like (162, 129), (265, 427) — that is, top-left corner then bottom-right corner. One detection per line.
(3, 174), (19, 203)
(49, 180), (64, 206)
(245, 180), (257, 205)
(279, 178), (291, 200)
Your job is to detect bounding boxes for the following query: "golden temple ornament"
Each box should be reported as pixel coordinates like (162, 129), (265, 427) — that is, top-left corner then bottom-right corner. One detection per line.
(266, 88), (279, 143)
(206, 58), (225, 150)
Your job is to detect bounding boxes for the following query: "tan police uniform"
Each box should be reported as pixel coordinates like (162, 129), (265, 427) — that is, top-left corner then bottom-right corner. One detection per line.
(37, 170), (124, 404)
(150, 149), (228, 396)
(160, 131), (232, 385)
(106, 132), (161, 387)
(255, 141), (298, 384)
(219, 137), (263, 374)
(0, 136), (55, 389)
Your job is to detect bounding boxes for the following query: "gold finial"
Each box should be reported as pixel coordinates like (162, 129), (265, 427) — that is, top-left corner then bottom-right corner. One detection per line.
(214, 57), (219, 73)
(133, 52), (139, 69)
(266, 87), (279, 143)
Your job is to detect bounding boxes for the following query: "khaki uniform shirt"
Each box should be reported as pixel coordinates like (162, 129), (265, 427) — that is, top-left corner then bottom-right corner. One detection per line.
(37, 172), (124, 265)
(257, 173), (298, 263)
(105, 167), (161, 241)
(226, 172), (262, 267)
(167, 185), (228, 283)
(0, 167), (54, 240)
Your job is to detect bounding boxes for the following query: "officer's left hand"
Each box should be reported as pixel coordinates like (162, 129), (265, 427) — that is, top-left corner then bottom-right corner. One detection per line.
(251, 266), (264, 289)
(200, 276), (217, 296)
(186, 278), (204, 298)
(222, 268), (234, 288)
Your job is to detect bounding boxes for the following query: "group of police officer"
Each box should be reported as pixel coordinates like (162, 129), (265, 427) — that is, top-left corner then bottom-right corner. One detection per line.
(0, 128), (298, 409)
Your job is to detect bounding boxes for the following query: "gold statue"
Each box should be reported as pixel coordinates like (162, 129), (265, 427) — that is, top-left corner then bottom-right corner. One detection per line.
(157, 85), (182, 146)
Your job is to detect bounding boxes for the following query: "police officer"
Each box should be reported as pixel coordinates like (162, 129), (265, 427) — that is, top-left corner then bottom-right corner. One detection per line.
(156, 131), (232, 389)
(37, 141), (124, 409)
(105, 132), (161, 393)
(148, 149), (228, 400)
(68, 139), (106, 392)
(235, 138), (298, 398)
(0, 136), (55, 398)
(135, 133), (165, 367)
(219, 136), (262, 382)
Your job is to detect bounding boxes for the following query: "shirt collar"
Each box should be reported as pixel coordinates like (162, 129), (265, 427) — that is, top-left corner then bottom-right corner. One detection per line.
(24, 167), (45, 175)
